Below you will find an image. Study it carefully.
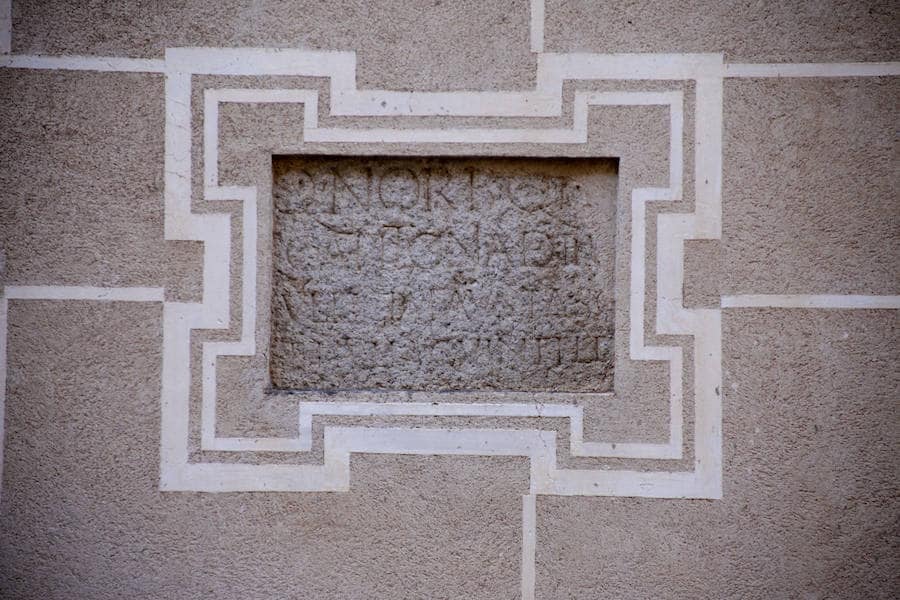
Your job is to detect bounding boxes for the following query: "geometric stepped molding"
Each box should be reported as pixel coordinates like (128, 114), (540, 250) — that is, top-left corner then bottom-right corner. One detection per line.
(160, 49), (724, 499)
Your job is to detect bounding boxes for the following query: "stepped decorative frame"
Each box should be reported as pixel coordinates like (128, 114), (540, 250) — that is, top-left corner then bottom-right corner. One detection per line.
(159, 48), (724, 500)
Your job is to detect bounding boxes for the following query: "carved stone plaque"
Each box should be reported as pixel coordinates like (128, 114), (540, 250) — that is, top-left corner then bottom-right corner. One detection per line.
(270, 157), (617, 392)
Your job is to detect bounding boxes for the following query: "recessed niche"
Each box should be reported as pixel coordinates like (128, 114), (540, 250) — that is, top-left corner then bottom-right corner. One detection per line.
(270, 156), (618, 392)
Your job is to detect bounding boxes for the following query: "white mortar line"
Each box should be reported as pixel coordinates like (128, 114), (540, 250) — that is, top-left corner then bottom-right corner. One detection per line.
(166, 47), (356, 76)
(1, 49), (896, 83)
(160, 49), (728, 498)
(4, 285), (164, 301)
(199, 187), (257, 450)
(202, 90), (220, 189)
(521, 494), (537, 600)
(163, 69), (193, 239)
(304, 126), (584, 144)
(0, 0), (10, 55)
(303, 401), (578, 417)
(199, 88), (688, 460)
(538, 53), (724, 82)
(530, 0), (544, 53)
(616, 91), (687, 460)
(693, 75), (724, 237)
(331, 90), (560, 118)
(686, 72), (725, 498)
(209, 399), (682, 459)
(721, 294), (900, 309)
(725, 62), (900, 78)
(0, 54), (166, 72)
(211, 89), (679, 148)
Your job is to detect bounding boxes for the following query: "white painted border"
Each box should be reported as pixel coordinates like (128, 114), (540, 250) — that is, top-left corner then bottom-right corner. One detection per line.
(722, 294), (900, 309)
(158, 48), (723, 500)
(200, 87), (685, 460)
(521, 494), (537, 600)
(530, 0), (544, 53)
(0, 54), (166, 72)
(4, 285), (164, 302)
(6, 54), (900, 81)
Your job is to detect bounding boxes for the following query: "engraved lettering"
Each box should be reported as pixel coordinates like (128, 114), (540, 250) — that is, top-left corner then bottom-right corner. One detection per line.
(271, 157), (616, 392)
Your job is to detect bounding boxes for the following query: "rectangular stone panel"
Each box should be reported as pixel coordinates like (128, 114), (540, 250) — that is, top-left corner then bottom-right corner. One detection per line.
(270, 156), (618, 392)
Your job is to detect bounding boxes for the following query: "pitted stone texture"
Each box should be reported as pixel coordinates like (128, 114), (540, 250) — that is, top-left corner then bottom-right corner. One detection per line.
(271, 157), (617, 392)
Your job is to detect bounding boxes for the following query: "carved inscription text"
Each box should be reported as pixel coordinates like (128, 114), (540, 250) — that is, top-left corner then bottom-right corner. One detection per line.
(271, 157), (617, 392)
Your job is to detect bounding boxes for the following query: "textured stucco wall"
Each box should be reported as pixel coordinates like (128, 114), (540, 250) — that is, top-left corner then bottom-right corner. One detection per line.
(1, 2), (898, 599)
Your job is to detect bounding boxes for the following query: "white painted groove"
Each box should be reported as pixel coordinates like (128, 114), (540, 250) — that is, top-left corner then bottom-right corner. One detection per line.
(1, 50), (896, 88)
(178, 49), (717, 117)
(207, 399), (680, 459)
(160, 51), (721, 599)
(15, 50), (896, 499)
(0, 0), (10, 54)
(164, 427), (560, 493)
(4, 285), (165, 301)
(200, 86), (686, 461)
(625, 91), (685, 462)
(721, 294), (900, 309)
(725, 62), (900, 78)
(537, 52), (724, 83)
(157, 48), (727, 503)
(3, 53), (898, 84)
(530, 0), (544, 53)
(521, 494), (537, 600)
(0, 54), (166, 72)
(20, 54), (897, 501)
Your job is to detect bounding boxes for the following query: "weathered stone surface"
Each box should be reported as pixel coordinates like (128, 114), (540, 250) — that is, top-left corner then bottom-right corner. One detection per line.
(271, 157), (618, 392)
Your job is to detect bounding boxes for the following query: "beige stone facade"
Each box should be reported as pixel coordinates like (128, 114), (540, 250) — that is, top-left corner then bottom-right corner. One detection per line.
(1, 2), (898, 598)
